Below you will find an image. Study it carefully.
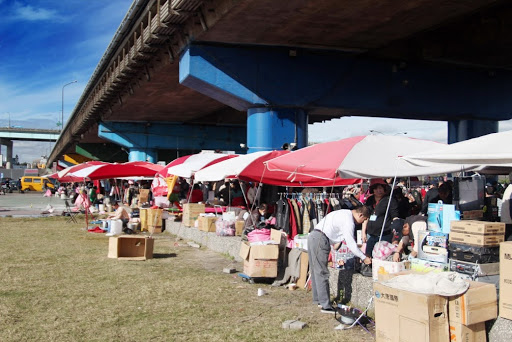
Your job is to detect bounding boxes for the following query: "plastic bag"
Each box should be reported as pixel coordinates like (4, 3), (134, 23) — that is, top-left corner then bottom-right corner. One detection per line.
(247, 228), (271, 242)
(372, 241), (396, 260)
(215, 218), (235, 236)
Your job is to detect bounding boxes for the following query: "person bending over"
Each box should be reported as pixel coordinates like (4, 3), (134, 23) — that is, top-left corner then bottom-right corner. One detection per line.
(308, 206), (372, 314)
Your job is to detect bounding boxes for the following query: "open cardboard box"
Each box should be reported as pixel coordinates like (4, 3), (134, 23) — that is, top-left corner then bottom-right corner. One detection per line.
(108, 235), (154, 260)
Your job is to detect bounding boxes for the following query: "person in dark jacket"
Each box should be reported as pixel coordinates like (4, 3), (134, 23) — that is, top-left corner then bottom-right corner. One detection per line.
(362, 182), (399, 258)
(243, 203), (269, 231)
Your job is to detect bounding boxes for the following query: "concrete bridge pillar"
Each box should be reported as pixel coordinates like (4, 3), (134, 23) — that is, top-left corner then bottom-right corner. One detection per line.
(247, 108), (307, 153)
(0, 138), (13, 168)
(447, 120), (498, 143)
(128, 148), (157, 163)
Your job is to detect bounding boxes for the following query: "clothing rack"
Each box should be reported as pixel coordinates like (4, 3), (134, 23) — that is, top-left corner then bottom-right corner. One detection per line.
(277, 192), (342, 200)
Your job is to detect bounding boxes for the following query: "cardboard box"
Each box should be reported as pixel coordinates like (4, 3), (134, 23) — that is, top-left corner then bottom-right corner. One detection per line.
(451, 220), (505, 235)
(108, 235), (154, 260)
(500, 241), (512, 320)
(138, 189), (150, 204)
(449, 231), (504, 247)
(235, 220), (244, 236)
(461, 210), (484, 220)
(374, 282), (449, 342)
(270, 229), (286, 245)
(295, 251), (309, 289)
(147, 208), (163, 233)
(448, 281), (497, 325)
(449, 322), (486, 342)
(139, 208), (148, 231)
(139, 208), (163, 233)
(182, 203), (205, 227)
(239, 242), (279, 278)
(372, 258), (411, 281)
(198, 215), (217, 232)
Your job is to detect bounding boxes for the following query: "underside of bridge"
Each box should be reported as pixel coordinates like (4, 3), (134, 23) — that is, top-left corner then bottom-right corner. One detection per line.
(49, 0), (512, 164)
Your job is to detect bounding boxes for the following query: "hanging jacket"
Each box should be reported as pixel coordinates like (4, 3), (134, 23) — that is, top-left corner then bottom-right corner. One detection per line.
(275, 198), (290, 233)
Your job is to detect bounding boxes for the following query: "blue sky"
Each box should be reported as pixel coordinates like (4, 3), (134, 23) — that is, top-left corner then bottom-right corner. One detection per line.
(0, 0), (132, 163)
(1, 0), (511, 164)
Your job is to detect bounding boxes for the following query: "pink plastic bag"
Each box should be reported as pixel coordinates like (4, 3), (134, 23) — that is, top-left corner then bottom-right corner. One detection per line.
(372, 241), (396, 260)
(247, 228), (271, 243)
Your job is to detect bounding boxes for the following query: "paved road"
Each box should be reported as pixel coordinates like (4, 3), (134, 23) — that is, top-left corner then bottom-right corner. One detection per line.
(0, 192), (67, 217)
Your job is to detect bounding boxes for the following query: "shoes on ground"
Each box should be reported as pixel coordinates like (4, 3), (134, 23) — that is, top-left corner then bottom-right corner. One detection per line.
(320, 307), (336, 314)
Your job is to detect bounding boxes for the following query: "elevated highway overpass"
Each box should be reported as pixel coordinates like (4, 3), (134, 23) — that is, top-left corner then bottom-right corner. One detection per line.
(0, 128), (60, 166)
(49, 0), (512, 164)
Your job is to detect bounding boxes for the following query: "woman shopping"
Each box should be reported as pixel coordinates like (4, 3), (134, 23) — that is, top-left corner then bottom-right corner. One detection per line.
(362, 180), (399, 259)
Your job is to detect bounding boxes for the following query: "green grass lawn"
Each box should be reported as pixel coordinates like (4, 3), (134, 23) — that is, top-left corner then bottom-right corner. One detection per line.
(0, 216), (372, 341)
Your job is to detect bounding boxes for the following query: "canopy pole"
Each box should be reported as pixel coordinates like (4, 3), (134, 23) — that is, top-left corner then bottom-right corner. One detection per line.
(377, 158), (402, 247)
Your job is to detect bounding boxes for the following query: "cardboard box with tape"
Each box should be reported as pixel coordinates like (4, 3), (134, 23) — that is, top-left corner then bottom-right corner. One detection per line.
(448, 280), (497, 325)
(374, 282), (449, 342)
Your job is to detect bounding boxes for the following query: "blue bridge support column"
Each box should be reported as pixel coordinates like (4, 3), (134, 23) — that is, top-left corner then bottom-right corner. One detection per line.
(128, 148), (157, 163)
(247, 108), (307, 153)
(98, 122), (245, 162)
(447, 120), (498, 144)
(180, 43), (512, 147)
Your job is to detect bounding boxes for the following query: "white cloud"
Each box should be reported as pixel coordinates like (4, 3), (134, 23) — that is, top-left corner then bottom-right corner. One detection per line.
(12, 3), (59, 22)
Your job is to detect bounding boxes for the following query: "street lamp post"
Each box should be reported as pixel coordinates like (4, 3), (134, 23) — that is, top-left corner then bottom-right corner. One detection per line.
(61, 80), (77, 131)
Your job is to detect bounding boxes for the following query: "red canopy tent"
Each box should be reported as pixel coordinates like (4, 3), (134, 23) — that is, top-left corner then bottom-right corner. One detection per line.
(58, 161), (163, 180)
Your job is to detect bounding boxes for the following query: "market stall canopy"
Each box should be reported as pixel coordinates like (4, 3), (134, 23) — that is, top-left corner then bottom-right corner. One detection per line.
(58, 161), (163, 180)
(402, 130), (512, 166)
(193, 150), (361, 186)
(265, 135), (461, 180)
(57, 161), (108, 179)
(44, 172), (85, 183)
(158, 152), (238, 179)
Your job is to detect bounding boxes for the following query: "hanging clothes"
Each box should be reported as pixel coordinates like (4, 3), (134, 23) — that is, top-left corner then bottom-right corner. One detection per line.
(276, 197), (290, 233)
(287, 198), (298, 238)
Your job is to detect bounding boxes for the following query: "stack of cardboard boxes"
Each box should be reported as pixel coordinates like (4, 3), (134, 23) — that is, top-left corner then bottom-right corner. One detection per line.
(374, 278), (497, 342)
(448, 221), (504, 282)
(500, 241), (512, 321)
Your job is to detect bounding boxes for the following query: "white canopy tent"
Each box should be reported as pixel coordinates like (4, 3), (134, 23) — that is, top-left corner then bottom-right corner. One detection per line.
(401, 130), (512, 168)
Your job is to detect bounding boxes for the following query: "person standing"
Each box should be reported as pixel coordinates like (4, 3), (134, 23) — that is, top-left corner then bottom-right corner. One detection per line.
(362, 182), (399, 258)
(308, 206), (371, 314)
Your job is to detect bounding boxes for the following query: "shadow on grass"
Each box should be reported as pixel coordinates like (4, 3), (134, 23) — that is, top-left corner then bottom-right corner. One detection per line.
(153, 253), (177, 259)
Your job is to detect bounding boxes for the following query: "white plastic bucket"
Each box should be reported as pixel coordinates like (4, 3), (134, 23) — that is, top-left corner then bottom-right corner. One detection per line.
(110, 219), (123, 235)
(98, 204), (105, 212)
(102, 220), (110, 231)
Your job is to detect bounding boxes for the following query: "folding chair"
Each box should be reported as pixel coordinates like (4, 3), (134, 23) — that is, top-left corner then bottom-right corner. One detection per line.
(64, 199), (79, 224)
